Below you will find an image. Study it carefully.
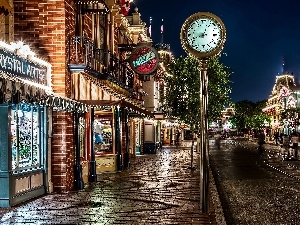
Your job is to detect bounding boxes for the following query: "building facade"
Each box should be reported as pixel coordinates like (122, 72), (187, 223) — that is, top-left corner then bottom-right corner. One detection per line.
(0, 0), (157, 207)
(263, 73), (298, 134)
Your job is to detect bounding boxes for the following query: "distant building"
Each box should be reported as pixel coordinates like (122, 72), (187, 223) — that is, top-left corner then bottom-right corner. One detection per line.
(263, 72), (298, 134)
(209, 107), (235, 134)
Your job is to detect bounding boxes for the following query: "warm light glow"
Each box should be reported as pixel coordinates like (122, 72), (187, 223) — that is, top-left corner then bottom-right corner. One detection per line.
(0, 41), (52, 88)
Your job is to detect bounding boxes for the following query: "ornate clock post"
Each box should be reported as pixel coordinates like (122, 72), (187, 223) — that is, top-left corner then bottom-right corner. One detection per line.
(180, 12), (226, 213)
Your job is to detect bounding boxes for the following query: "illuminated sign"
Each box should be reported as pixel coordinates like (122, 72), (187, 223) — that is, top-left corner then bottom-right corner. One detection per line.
(0, 49), (46, 85)
(129, 45), (159, 75)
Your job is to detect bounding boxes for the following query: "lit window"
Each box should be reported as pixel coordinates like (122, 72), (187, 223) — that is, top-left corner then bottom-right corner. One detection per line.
(11, 103), (44, 170)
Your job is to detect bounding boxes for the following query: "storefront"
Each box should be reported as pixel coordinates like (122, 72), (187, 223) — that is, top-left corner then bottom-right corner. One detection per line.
(94, 108), (116, 173)
(69, 65), (153, 172)
(162, 122), (172, 145)
(94, 112), (113, 154)
(92, 103), (151, 171)
(0, 41), (51, 207)
(144, 119), (156, 154)
(135, 119), (143, 155)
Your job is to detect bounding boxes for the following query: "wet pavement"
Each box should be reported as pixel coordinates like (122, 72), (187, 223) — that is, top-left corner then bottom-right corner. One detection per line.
(210, 139), (300, 225)
(0, 147), (218, 225)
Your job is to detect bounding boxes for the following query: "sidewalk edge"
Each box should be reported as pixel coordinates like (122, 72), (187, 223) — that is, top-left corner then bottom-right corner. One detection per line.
(209, 164), (227, 225)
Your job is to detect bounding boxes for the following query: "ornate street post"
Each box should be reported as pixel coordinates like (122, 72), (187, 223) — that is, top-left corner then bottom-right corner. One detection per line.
(89, 107), (97, 182)
(124, 108), (130, 168)
(74, 111), (84, 189)
(180, 12), (226, 213)
(115, 106), (122, 171)
(198, 59), (210, 212)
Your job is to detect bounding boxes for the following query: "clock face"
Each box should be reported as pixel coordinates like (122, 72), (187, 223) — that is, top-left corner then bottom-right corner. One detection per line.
(180, 12), (226, 58)
(186, 18), (222, 53)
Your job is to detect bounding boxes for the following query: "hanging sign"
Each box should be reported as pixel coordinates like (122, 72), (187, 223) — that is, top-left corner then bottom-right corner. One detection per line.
(0, 48), (47, 85)
(129, 45), (159, 75)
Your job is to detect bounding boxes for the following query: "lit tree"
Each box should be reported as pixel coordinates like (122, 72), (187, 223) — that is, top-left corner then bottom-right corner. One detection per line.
(230, 100), (255, 132)
(207, 55), (232, 123)
(161, 54), (232, 168)
(230, 100), (271, 133)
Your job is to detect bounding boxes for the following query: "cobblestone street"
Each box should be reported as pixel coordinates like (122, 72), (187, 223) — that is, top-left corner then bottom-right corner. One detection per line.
(2, 139), (300, 225)
(0, 147), (217, 225)
(210, 140), (300, 225)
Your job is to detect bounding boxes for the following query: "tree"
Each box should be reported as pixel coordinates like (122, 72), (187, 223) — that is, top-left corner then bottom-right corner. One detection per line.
(161, 54), (232, 168)
(230, 100), (255, 132)
(230, 100), (271, 133)
(207, 55), (232, 123)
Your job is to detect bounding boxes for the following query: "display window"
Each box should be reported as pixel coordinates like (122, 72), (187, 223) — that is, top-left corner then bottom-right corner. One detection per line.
(11, 103), (45, 170)
(136, 123), (140, 147)
(94, 116), (113, 154)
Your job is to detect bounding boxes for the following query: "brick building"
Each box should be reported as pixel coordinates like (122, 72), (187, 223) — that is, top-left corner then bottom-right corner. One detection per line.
(0, 0), (156, 207)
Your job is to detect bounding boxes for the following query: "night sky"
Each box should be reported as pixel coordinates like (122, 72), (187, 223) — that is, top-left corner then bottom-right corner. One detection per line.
(131, 0), (300, 103)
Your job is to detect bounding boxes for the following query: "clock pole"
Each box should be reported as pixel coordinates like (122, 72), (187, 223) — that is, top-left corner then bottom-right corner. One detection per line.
(198, 59), (209, 213)
(180, 11), (226, 213)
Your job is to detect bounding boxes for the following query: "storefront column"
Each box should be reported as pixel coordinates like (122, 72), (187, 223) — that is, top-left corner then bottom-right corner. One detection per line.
(115, 106), (122, 171)
(89, 107), (97, 182)
(0, 104), (11, 207)
(124, 108), (130, 168)
(74, 111), (84, 189)
(46, 108), (53, 193)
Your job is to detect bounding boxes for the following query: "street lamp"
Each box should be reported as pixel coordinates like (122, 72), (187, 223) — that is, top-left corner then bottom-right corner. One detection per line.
(180, 12), (226, 213)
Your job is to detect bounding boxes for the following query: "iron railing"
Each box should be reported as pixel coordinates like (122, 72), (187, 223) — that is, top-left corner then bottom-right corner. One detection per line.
(68, 36), (134, 92)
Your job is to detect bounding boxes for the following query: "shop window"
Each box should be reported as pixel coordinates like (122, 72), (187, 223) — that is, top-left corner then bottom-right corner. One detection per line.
(11, 103), (44, 170)
(94, 117), (112, 153)
(135, 122), (140, 148)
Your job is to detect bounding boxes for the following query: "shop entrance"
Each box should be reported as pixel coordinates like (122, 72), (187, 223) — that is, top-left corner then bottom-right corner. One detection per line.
(0, 102), (47, 207)
(94, 114), (113, 154)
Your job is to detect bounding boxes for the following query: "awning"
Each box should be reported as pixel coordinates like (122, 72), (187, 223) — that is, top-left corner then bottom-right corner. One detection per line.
(0, 72), (47, 104)
(0, 72), (88, 113)
(78, 99), (153, 118)
(81, 71), (135, 100)
(81, 72), (144, 108)
(44, 94), (88, 113)
(0, 0), (13, 15)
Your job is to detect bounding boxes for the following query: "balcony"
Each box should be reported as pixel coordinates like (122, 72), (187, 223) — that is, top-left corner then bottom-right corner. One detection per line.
(68, 36), (136, 98)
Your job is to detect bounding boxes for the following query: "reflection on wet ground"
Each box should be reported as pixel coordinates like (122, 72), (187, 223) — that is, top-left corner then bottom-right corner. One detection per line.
(210, 139), (300, 225)
(0, 147), (217, 225)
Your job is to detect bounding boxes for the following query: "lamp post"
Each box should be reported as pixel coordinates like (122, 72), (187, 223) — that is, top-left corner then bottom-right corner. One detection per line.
(180, 12), (226, 213)
(89, 107), (97, 182)
(74, 111), (84, 189)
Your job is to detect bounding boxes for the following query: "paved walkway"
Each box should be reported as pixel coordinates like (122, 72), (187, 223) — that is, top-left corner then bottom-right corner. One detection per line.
(210, 139), (300, 225)
(0, 147), (219, 225)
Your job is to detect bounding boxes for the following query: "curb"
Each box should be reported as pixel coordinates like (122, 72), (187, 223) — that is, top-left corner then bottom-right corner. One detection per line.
(209, 164), (227, 225)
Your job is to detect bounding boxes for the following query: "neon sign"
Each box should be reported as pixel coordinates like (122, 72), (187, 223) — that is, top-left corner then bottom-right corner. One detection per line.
(130, 45), (159, 75)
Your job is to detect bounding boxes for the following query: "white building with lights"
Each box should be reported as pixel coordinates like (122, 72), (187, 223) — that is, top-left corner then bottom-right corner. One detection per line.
(263, 72), (298, 134)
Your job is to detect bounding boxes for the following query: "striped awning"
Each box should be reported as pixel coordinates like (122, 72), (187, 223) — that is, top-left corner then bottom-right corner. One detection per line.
(0, 0), (13, 15)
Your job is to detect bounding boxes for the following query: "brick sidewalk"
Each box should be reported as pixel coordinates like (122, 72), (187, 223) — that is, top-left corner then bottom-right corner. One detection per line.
(0, 147), (220, 225)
